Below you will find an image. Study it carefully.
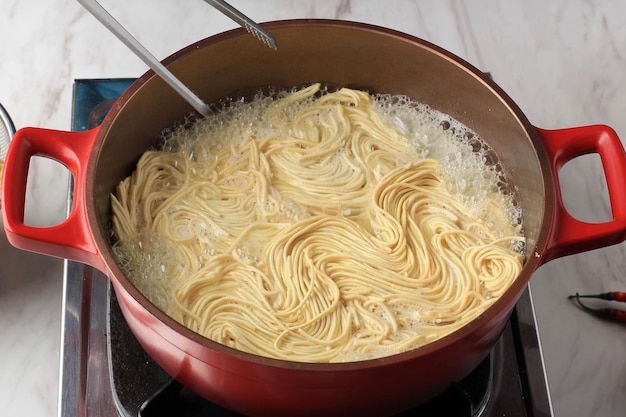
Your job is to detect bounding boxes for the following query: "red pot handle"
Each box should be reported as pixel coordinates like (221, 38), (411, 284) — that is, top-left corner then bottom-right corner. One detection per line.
(1, 127), (107, 272)
(537, 125), (626, 264)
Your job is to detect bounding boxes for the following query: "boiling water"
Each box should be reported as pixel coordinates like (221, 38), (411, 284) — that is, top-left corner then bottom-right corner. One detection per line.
(114, 85), (525, 361)
(374, 94), (523, 241)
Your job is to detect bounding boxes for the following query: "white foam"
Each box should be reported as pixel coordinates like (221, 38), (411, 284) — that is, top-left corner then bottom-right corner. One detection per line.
(374, 94), (523, 238)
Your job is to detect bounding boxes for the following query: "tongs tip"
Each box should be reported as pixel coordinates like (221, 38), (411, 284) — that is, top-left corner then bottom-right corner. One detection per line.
(205, 0), (278, 51)
(244, 23), (278, 50)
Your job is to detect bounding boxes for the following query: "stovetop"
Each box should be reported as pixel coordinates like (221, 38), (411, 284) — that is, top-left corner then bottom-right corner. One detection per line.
(58, 78), (554, 417)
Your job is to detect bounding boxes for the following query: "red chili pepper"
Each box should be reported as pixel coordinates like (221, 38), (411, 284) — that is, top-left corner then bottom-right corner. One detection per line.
(570, 291), (626, 302)
(568, 293), (626, 323)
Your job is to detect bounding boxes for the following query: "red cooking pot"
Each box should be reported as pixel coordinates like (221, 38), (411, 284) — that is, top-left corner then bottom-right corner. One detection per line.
(4, 20), (626, 417)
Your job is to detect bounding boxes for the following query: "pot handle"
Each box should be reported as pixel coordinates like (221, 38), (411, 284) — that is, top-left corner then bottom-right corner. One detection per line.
(1, 127), (107, 272)
(536, 125), (626, 263)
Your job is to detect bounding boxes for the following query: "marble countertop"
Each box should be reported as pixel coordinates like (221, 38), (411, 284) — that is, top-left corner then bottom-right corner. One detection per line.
(1, 1), (626, 416)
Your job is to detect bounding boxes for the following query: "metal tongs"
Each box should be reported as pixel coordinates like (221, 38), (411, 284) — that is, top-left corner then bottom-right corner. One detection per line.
(77, 0), (277, 117)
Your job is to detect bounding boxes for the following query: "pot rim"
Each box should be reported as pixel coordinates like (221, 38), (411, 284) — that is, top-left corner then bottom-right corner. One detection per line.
(92, 18), (553, 371)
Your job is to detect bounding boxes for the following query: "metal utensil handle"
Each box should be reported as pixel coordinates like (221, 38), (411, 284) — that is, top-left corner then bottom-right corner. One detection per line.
(204, 0), (277, 50)
(77, 0), (212, 116)
(0, 102), (15, 160)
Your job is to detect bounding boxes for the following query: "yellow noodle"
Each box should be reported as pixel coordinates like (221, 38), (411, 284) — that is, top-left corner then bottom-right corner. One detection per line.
(111, 84), (525, 363)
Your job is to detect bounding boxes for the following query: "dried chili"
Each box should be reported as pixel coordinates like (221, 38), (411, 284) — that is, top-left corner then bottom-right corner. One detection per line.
(572, 291), (626, 302)
(568, 292), (626, 323)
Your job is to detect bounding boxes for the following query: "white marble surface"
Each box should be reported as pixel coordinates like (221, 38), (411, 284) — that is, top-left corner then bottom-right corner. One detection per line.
(1, 0), (626, 416)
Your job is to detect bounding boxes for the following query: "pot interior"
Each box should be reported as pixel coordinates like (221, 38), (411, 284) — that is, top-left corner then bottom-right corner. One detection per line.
(91, 20), (548, 343)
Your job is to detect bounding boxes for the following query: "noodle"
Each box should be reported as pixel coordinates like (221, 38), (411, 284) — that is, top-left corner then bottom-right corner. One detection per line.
(111, 84), (525, 362)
